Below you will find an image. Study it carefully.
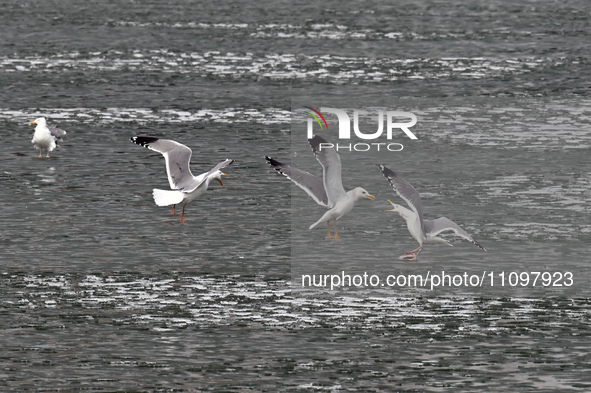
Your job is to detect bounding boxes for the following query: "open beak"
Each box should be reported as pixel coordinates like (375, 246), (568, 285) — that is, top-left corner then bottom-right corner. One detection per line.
(30, 121), (37, 125)
(366, 194), (375, 201)
(385, 199), (396, 212)
(218, 173), (228, 185)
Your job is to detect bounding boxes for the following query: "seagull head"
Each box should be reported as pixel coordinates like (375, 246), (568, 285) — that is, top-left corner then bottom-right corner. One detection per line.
(385, 200), (401, 214)
(30, 117), (46, 126)
(353, 187), (375, 201)
(211, 170), (228, 186)
(385, 200), (413, 220)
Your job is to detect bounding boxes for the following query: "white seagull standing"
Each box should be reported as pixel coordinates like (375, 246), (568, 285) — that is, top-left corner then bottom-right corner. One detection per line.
(131, 136), (234, 223)
(30, 117), (67, 158)
(379, 164), (486, 261)
(266, 135), (375, 240)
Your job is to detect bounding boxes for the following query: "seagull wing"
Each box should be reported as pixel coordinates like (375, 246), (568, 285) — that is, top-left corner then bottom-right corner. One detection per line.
(206, 158), (234, 175)
(265, 156), (328, 207)
(309, 135), (346, 208)
(424, 217), (487, 252)
(131, 136), (196, 191)
(189, 158), (235, 192)
(379, 164), (424, 223)
(48, 126), (66, 139)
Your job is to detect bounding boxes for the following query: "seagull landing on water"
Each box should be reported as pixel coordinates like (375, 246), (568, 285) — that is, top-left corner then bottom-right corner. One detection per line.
(265, 135), (375, 240)
(30, 117), (67, 158)
(379, 164), (486, 261)
(131, 136), (234, 223)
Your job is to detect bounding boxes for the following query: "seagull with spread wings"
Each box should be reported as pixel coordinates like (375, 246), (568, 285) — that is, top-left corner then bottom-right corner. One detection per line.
(131, 136), (234, 223)
(266, 135), (374, 240)
(379, 164), (486, 260)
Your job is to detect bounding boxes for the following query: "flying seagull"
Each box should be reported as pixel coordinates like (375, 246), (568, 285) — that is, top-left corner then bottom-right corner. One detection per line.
(379, 164), (486, 260)
(30, 117), (67, 158)
(266, 135), (375, 240)
(131, 136), (234, 223)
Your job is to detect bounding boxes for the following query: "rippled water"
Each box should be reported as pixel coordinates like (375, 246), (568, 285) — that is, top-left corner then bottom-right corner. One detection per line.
(1, 1), (591, 391)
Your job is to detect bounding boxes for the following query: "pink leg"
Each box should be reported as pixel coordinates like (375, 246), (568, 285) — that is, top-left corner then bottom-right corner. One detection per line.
(400, 245), (423, 261)
(405, 245), (423, 255)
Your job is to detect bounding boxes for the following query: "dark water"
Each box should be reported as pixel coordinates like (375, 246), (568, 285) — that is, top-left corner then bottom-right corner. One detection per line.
(1, 1), (591, 391)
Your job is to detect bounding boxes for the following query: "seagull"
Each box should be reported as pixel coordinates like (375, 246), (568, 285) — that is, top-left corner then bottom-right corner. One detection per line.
(266, 135), (375, 240)
(130, 136), (234, 223)
(379, 164), (486, 260)
(30, 117), (67, 158)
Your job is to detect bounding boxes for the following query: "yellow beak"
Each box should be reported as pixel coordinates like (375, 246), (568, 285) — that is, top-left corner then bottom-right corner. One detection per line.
(30, 121), (37, 125)
(366, 194), (376, 201)
(218, 173), (228, 185)
(385, 199), (396, 212)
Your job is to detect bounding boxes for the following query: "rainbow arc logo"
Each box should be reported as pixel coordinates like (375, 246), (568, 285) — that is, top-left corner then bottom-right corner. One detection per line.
(302, 106), (329, 130)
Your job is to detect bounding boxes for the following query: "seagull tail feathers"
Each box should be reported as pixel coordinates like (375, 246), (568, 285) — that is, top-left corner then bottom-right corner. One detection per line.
(309, 217), (326, 230)
(152, 189), (184, 206)
(309, 209), (334, 230)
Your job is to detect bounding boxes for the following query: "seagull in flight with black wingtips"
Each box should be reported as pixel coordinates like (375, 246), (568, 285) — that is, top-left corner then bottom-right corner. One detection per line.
(131, 136), (234, 223)
(266, 135), (375, 240)
(379, 164), (486, 260)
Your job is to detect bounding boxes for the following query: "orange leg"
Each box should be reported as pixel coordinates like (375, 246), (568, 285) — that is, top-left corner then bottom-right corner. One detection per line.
(334, 221), (340, 241)
(326, 222), (332, 240)
(179, 204), (186, 223)
(171, 205), (176, 215)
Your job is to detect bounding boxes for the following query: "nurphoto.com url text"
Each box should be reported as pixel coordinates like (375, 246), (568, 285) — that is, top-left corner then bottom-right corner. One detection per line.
(300, 271), (574, 291)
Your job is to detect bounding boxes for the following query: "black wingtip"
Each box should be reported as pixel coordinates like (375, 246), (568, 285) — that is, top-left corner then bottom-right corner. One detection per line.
(474, 240), (487, 252)
(378, 164), (397, 177)
(308, 135), (321, 141)
(265, 156), (284, 168)
(131, 136), (159, 148)
(308, 135), (330, 155)
(308, 134), (328, 145)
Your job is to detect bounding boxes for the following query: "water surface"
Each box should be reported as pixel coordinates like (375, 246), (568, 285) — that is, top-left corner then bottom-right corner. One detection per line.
(1, 0), (590, 391)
